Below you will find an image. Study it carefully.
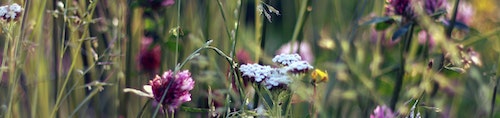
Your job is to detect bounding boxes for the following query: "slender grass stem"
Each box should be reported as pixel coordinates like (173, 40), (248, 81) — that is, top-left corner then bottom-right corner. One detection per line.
(390, 23), (414, 111)
(121, 0), (134, 117)
(50, 1), (99, 117)
(290, 0), (311, 51)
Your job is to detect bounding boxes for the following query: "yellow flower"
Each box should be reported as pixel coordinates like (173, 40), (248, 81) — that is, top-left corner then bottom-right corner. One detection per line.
(311, 69), (328, 83)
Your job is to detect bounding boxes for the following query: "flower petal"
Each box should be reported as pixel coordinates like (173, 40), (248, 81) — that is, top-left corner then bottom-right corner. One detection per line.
(124, 88), (153, 98)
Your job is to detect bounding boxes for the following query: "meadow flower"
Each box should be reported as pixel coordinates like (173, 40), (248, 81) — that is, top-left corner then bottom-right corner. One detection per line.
(285, 61), (313, 74)
(449, 2), (474, 25)
(236, 49), (253, 64)
(142, 0), (175, 9)
(386, 0), (413, 18)
(150, 70), (195, 111)
(137, 37), (162, 72)
(370, 105), (395, 118)
(417, 30), (436, 49)
(276, 41), (314, 63)
(311, 69), (328, 83)
(424, 0), (448, 15)
(239, 63), (273, 83)
(0, 3), (23, 21)
(124, 70), (195, 111)
(263, 68), (291, 90)
(272, 53), (302, 66)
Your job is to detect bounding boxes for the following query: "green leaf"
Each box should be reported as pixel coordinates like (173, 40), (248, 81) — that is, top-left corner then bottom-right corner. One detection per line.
(453, 21), (469, 31)
(361, 17), (394, 26)
(375, 22), (393, 31)
(391, 23), (412, 40)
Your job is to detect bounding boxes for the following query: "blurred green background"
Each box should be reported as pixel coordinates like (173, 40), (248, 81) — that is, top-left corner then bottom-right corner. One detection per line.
(0, 0), (500, 117)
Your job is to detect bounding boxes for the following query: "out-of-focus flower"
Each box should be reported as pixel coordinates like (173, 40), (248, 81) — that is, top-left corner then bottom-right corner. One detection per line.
(0, 3), (23, 22)
(239, 63), (273, 83)
(466, 48), (482, 66)
(236, 49), (253, 64)
(311, 69), (328, 83)
(272, 53), (302, 66)
(276, 41), (314, 64)
(417, 30), (436, 49)
(124, 70), (195, 112)
(448, 2), (474, 25)
(370, 105), (395, 118)
(150, 70), (195, 111)
(386, 0), (413, 18)
(424, 0), (448, 15)
(141, 0), (175, 10)
(137, 37), (162, 72)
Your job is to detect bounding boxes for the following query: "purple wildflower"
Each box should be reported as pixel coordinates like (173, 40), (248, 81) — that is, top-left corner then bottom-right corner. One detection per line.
(417, 30), (436, 49)
(236, 49), (253, 64)
(370, 105), (395, 118)
(150, 70), (195, 111)
(137, 37), (162, 72)
(386, 0), (413, 18)
(424, 0), (448, 15)
(448, 2), (474, 25)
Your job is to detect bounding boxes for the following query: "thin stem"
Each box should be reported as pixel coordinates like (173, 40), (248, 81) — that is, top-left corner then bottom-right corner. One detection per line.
(390, 23), (414, 111)
(290, 0), (311, 51)
(136, 99), (152, 118)
(50, 1), (99, 117)
(446, 0), (460, 37)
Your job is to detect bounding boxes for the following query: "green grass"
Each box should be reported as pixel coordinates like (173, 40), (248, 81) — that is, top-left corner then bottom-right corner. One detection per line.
(0, 0), (500, 117)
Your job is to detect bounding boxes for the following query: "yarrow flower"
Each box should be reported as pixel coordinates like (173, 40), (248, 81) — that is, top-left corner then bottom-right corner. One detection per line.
(264, 69), (291, 89)
(370, 105), (395, 118)
(239, 63), (273, 83)
(285, 61), (313, 74)
(240, 53), (314, 90)
(272, 53), (302, 66)
(124, 70), (195, 111)
(137, 37), (162, 72)
(0, 3), (23, 22)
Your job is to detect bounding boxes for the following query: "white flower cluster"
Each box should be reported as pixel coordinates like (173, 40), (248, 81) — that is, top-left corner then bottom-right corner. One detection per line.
(0, 3), (22, 21)
(239, 53), (313, 90)
(239, 63), (273, 82)
(272, 53), (302, 66)
(264, 69), (290, 89)
(285, 60), (313, 73)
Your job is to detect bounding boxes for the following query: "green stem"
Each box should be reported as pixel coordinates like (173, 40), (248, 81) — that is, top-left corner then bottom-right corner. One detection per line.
(290, 0), (311, 51)
(390, 23), (414, 111)
(50, 1), (99, 117)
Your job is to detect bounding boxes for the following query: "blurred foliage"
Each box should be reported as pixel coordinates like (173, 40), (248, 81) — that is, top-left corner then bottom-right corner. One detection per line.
(0, 0), (499, 117)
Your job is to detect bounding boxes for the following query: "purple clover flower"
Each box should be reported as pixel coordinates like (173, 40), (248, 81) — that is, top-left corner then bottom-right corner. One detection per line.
(386, 0), (413, 18)
(370, 105), (395, 118)
(424, 0), (448, 15)
(150, 70), (195, 111)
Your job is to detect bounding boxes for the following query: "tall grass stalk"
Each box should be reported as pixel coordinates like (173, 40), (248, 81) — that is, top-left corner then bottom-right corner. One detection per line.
(50, 0), (99, 117)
